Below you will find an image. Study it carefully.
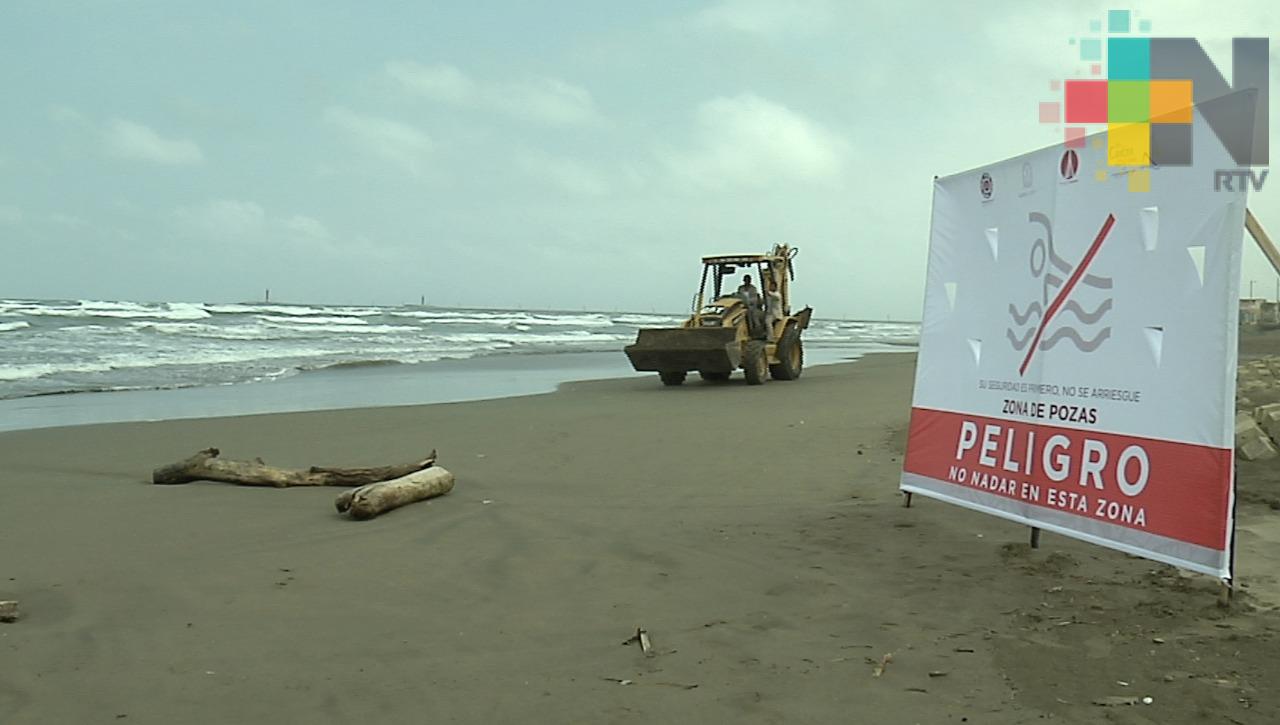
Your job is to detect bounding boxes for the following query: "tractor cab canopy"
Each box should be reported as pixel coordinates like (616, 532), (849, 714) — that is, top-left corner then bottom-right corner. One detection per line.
(701, 253), (773, 266)
(696, 247), (796, 311)
(701, 256), (767, 305)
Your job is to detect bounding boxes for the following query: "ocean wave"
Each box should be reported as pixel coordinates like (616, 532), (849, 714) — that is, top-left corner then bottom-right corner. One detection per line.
(0, 346), (341, 383)
(19, 384), (158, 398)
(0, 298), (921, 400)
(434, 330), (629, 345)
(612, 314), (686, 326)
(308, 359), (404, 371)
(805, 322), (919, 343)
(205, 303), (384, 317)
(0, 360), (119, 382)
(258, 319), (421, 334)
(53, 324), (117, 333)
(258, 314), (372, 326)
(7, 366), (299, 399)
(11, 300), (211, 320)
(129, 321), (285, 340)
(392, 310), (614, 327)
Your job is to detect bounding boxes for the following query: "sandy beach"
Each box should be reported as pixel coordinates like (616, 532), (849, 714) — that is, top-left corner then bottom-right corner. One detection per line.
(2, 352), (1279, 724)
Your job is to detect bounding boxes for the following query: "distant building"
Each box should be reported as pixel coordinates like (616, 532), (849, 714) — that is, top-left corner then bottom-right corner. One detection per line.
(1240, 298), (1280, 329)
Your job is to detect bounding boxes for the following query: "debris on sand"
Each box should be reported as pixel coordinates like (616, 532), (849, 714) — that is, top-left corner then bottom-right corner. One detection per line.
(621, 627), (653, 656)
(871, 653), (893, 677)
(1093, 696), (1140, 707)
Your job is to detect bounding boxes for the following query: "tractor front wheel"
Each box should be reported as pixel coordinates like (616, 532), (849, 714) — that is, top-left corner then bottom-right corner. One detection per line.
(659, 371), (687, 386)
(743, 340), (768, 385)
(769, 325), (804, 380)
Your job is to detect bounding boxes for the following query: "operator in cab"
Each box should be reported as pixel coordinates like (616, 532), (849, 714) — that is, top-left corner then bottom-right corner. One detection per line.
(737, 275), (761, 307)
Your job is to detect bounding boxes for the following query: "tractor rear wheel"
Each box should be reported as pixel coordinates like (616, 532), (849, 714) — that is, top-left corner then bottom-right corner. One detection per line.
(769, 325), (804, 380)
(699, 371), (731, 382)
(743, 340), (768, 385)
(659, 371), (687, 386)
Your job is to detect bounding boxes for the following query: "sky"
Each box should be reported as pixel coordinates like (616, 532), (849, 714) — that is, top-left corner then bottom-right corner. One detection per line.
(0, 0), (1278, 319)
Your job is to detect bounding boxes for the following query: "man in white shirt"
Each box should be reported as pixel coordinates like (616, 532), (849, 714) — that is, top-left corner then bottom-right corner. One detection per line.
(737, 275), (760, 306)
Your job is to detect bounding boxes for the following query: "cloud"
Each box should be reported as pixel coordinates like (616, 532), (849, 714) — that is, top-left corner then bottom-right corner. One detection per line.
(49, 212), (87, 227)
(386, 62), (476, 105)
(661, 93), (851, 188)
(103, 119), (205, 164)
(48, 105), (88, 126)
(324, 106), (433, 175)
(173, 200), (335, 250)
(691, 0), (837, 36)
(386, 61), (602, 126)
(173, 199), (267, 239)
(516, 151), (609, 196)
(278, 214), (331, 241)
(0, 205), (21, 225)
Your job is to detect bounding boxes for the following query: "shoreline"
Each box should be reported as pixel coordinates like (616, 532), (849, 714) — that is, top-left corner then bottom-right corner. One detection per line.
(0, 345), (912, 434)
(2, 351), (1277, 723)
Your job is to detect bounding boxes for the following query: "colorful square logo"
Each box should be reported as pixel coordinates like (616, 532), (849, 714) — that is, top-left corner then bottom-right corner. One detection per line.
(1037, 10), (1267, 192)
(1034, 10), (1245, 192)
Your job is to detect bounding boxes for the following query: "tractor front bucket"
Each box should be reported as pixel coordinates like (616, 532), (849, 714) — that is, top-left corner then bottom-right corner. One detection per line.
(624, 328), (740, 374)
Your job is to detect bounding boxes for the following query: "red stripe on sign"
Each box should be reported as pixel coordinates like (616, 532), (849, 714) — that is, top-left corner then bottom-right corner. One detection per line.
(902, 407), (1232, 550)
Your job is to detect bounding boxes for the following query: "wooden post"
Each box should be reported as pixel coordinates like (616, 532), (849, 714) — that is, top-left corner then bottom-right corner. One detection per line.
(903, 491), (913, 508)
(1030, 527), (1041, 549)
(1245, 209), (1280, 276)
(1219, 464), (1239, 609)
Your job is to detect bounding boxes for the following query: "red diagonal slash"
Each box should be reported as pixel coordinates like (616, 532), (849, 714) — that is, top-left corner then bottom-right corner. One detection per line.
(1018, 213), (1116, 376)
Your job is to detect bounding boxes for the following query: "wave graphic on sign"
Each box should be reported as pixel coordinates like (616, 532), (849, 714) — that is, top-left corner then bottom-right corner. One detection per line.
(1040, 326), (1112, 351)
(1005, 326), (1036, 349)
(1005, 212), (1113, 358)
(1007, 302), (1042, 326)
(1009, 299), (1111, 327)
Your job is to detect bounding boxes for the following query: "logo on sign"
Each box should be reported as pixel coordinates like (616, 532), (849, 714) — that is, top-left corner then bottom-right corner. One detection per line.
(1060, 149), (1079, 180)
(1035, 9), (1268, 192)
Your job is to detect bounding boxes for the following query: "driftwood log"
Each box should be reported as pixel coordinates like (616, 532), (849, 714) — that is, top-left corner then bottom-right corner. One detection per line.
(152, 448), (437, 487)
(335, 467), (455, 520)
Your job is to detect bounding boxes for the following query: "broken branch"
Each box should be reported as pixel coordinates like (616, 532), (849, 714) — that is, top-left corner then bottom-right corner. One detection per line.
(152, 448), (437, 487)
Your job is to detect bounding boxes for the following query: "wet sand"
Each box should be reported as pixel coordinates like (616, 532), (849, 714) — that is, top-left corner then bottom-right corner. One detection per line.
(1, 353), (1277, 723)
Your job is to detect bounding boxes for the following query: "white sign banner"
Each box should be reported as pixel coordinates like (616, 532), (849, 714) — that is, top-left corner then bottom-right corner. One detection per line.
(901, 112), (1248, 578)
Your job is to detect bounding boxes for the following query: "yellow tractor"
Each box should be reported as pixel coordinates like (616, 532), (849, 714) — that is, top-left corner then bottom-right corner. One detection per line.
(625, 244), (813, 386)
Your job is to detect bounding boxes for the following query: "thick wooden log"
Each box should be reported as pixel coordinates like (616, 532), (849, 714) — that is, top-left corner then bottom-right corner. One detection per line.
(152, 448), (437, 487)
(335, 467), (455, 519)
